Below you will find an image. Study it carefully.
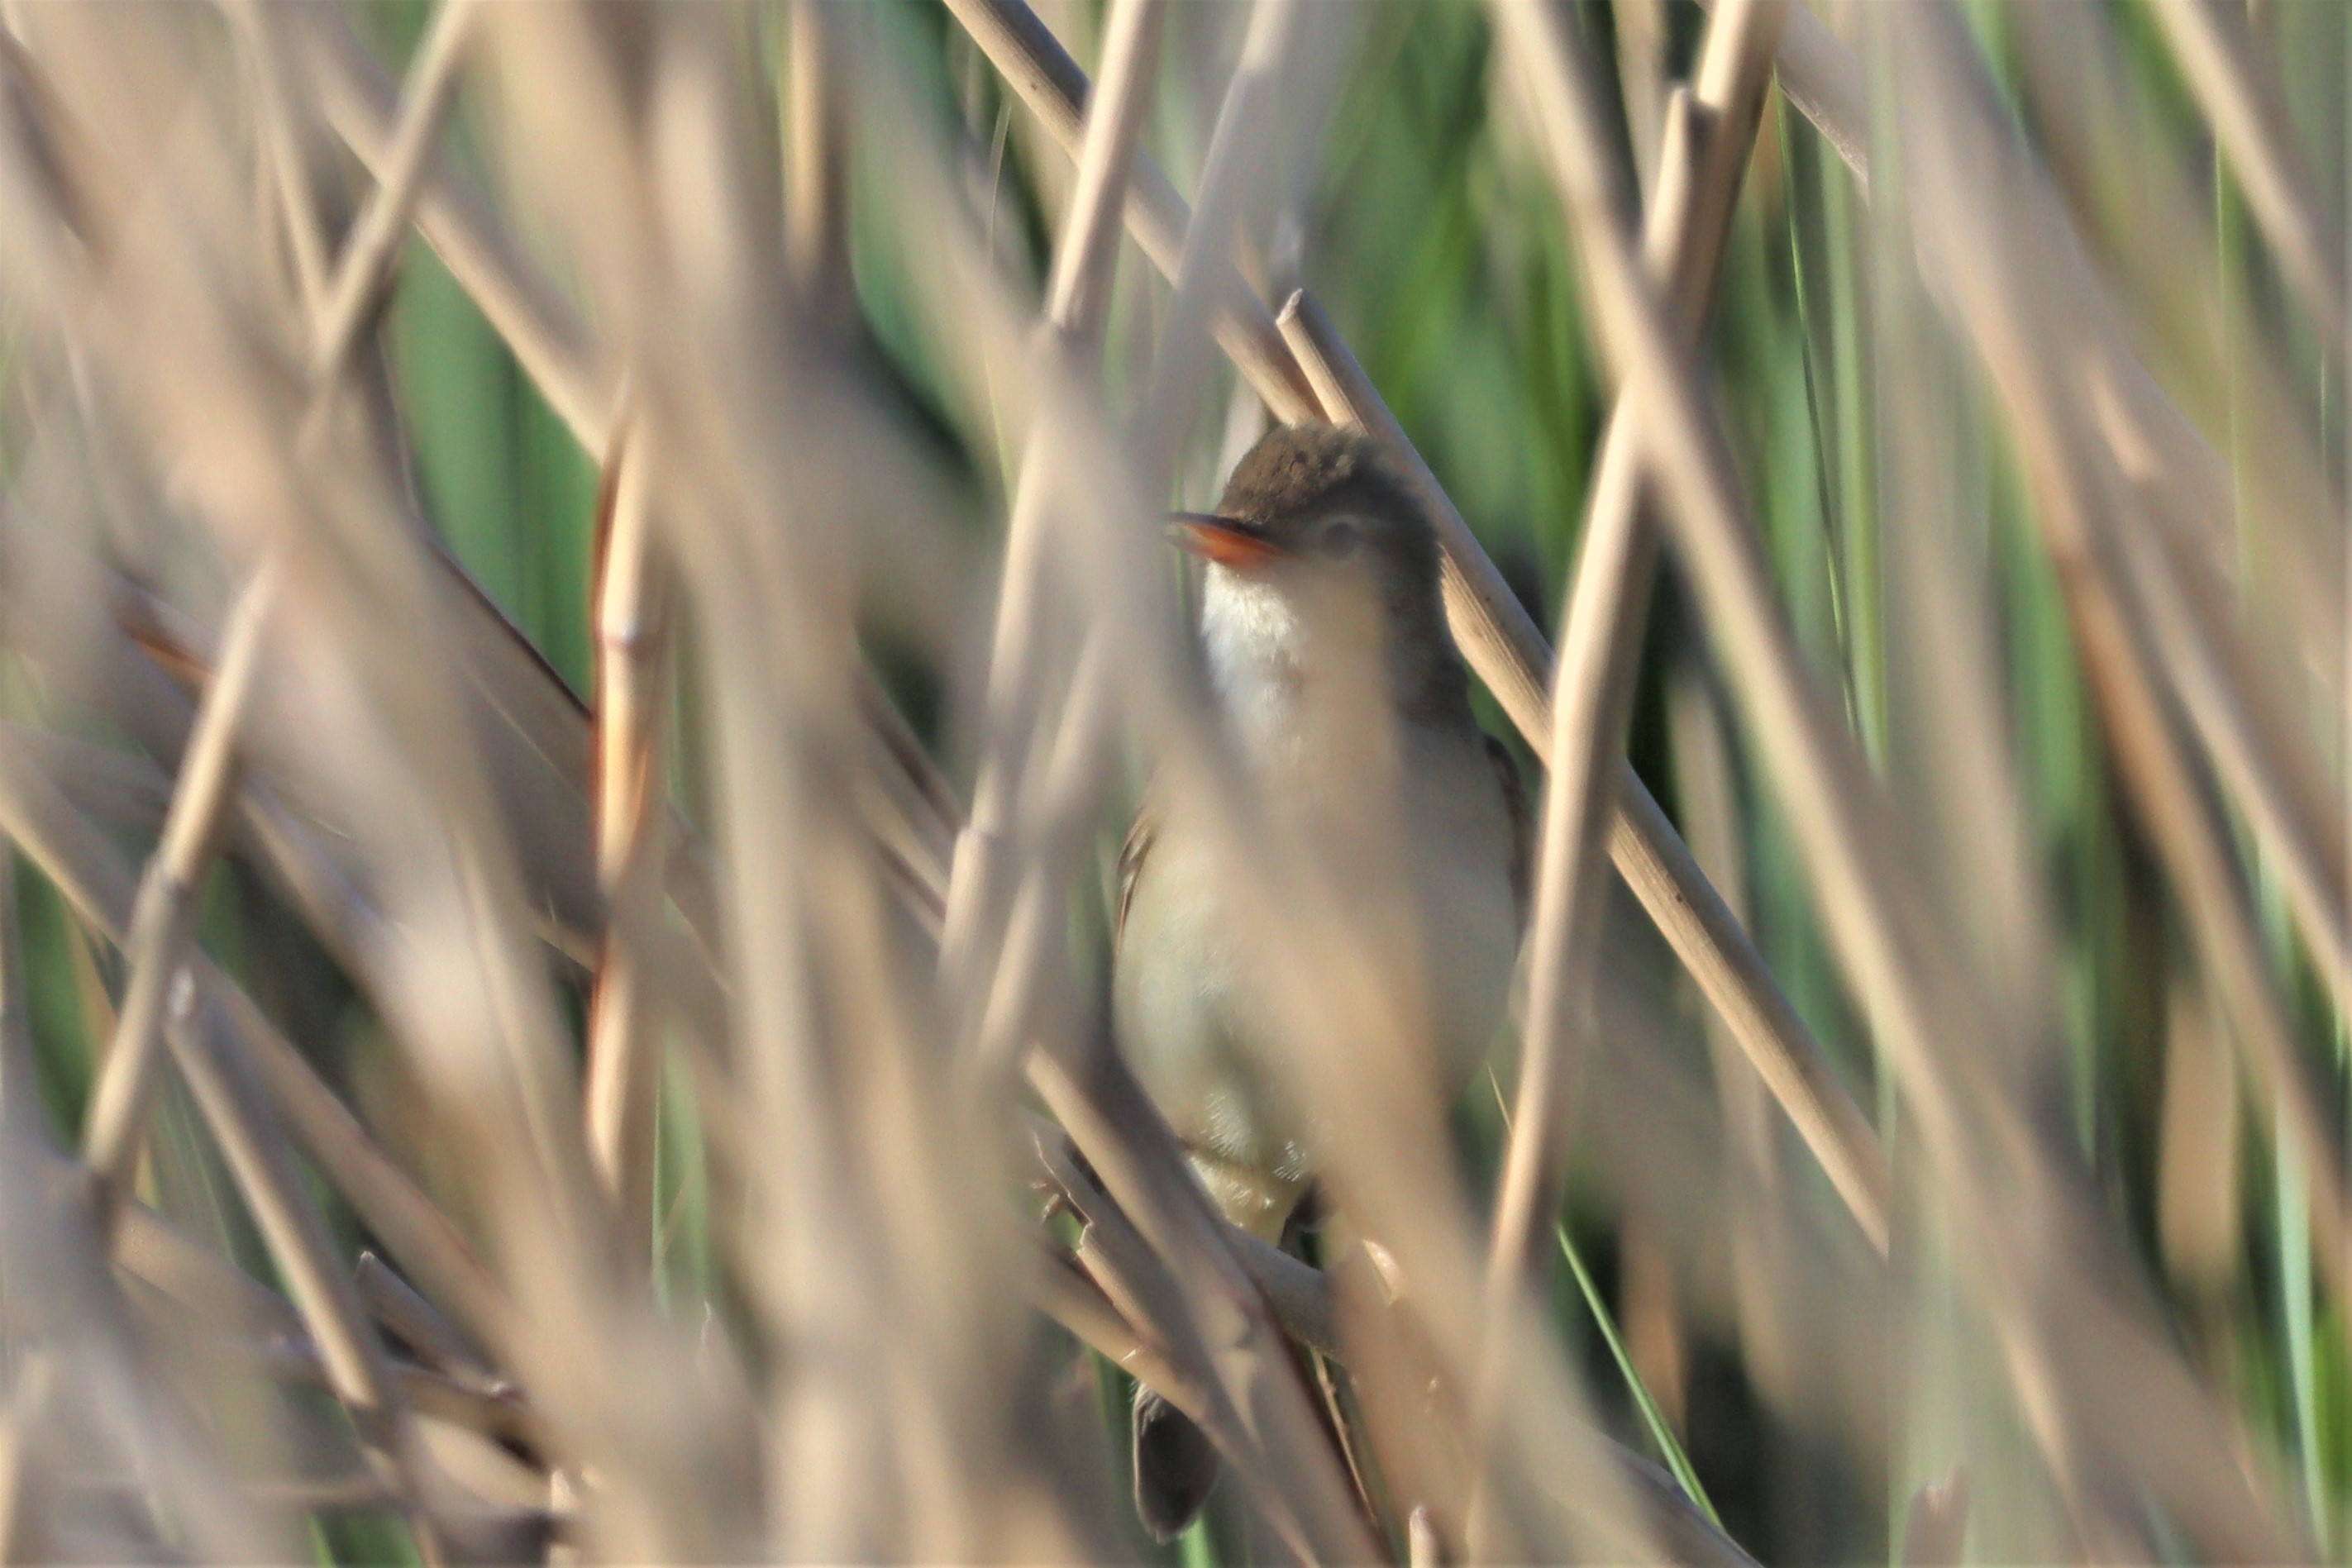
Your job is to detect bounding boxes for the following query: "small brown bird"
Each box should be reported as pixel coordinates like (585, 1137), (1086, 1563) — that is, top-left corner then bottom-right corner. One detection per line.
(1112, 422), (1529, 1538)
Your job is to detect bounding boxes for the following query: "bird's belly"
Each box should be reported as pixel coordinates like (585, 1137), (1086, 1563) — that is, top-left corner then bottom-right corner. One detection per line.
(1112, 800), (1518, 1236)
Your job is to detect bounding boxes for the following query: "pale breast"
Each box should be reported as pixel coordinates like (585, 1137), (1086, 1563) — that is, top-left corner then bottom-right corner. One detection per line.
(1110, 717), (1520, 1232)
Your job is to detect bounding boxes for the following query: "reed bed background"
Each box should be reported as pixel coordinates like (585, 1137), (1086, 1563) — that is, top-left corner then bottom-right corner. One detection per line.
(0, 0), (2343, 1561)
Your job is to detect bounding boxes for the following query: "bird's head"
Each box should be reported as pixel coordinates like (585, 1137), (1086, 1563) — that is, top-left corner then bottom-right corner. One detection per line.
(1172, 422), (1465, 723)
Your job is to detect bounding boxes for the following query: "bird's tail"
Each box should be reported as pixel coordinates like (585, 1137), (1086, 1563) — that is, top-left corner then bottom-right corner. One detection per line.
(1131, 1384), (1219, 1541)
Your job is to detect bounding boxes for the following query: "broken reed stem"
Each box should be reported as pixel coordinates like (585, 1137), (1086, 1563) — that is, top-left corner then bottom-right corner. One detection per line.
(585, 428), (673, 1246)
(80, 565), (278, 1232)
(2144, 0), (2347, 351)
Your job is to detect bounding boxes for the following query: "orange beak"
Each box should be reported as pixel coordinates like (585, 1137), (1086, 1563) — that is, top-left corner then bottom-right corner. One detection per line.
(1169, 512), (1286, 571)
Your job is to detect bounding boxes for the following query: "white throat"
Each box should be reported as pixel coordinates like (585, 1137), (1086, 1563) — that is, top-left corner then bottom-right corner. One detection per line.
(1197, 564), (1403, 814)
(1200, 569), (1309, 760)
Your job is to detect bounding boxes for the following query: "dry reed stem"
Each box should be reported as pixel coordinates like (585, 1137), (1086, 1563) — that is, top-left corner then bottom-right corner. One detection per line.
(940, 0), (1162, 1077)
(585, 424), (673, 1245)
(0, 751), (444, 1530)
(2145, 0), (2347, 350)
(1027, 1238), (1190, 1403)
(0, 842), (33, 1132)
(1476, 0), (1786, 1398)
(880, 7), (1663, 1550)
(1028, 1113), (1338, 1359)
(1884, 0), (2352, 1358)
(2008, 0), (2347, 691)
(1027, 1000), (1376, 1563)
(785, 0), (853, 315)
(0, 741), (510, 1351)
(1031, 1124), (1281, 1457)
(309, 0), (477, 388)
(1491, 0), (2295, 1551)
(226, 0), (330, 317)
(296, 4), (612, 451)
(355, 1252), (491, 1389)
(942, 0), (1320, 422)
(1274, 290), (1892, 1242)
(1811, 0), (2352, 1141)
(79, 567), (276, 1229)
(922, 0), (1387, 1543)
(1471, 0), (1806, 1535)
(86, 0), (491, 1265)
(145, 977), (432, 1529)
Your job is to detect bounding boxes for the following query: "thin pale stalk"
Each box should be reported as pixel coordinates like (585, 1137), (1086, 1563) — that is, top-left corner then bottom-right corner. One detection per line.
(160, 986), (433, 1534)
(1691, 0), (1869, 194)
(80, 565), (278, 1230)
(940, 0), (1319, 422)
(1038, 0), (1162, 343)
(1274, 298), (1891, 1261)
(297, 2), (611, 450)
(2050, 470), (2352, 1339)
(0, 741), (511, 1350)
(1027, 1239), (1190, 1406)
(225, 0), (331, 317)
(2146, 0), (2347, 350)
(310, 0), (478, 388)
(1476, 23), (1819, 1475)
(785, 0), (852, 314)
(355, 1251), (492, 1389)
(1488, 0), (2296, 1552)
(585, 431), (672, 1245)
(939, 0), (1163, 1055)
(85, 0), (478, 1233)
(1886, 0), (2352, 1358)
(0, 756), (437, 1517)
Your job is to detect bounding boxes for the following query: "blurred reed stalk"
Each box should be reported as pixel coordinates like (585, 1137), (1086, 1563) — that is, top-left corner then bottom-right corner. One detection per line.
(0, 0), (2344, 1561)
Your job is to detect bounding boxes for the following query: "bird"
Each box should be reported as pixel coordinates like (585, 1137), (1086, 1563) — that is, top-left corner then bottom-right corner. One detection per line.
(1110, 421), (1529, 1540)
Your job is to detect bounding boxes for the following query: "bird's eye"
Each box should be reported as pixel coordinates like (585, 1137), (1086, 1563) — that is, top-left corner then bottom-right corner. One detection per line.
(1319, 520), (1364, 560)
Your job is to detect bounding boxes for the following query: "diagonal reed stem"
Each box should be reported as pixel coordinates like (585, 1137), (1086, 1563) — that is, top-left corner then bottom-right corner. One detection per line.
(585, 418), (675, 1248)
(1475, 0), (1806, 1363)
(939, 0), (1164, 1070)
(80, 0), (478, 1242)
(2145, 0), (2347, 351)
(80, 566), (276, 1230)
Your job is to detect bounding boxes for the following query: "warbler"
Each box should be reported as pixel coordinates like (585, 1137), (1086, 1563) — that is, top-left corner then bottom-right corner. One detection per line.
(1112, 422), (1528, 1538)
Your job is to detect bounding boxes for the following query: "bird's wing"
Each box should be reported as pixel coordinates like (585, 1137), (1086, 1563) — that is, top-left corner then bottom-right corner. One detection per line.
(1114, 797), (1157, 950)
(1484, 732), (1533, 923)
